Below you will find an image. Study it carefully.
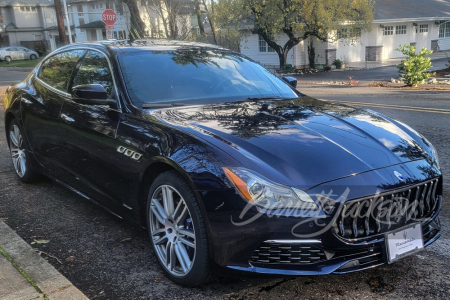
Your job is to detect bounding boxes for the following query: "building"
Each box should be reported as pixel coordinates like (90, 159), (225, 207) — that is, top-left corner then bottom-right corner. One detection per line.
(0, 0), (56, 52)
(240, 0), (450, 68)
(62, 0), (151, 45)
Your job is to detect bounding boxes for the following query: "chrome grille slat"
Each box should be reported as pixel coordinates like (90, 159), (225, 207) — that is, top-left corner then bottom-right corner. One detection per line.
(334, 179), (440, 239)
(405, 189), (412, 224)
(250, 242), (327, 264)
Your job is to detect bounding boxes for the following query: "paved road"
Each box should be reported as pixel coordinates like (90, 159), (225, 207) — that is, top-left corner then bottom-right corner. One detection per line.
(1, 71), (450, 299)
(294, 58), (449, 83)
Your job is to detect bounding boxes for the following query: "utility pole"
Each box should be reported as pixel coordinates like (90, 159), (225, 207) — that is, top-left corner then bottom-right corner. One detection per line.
(62, 0), (72, 43)
(54, 0), (66, 45)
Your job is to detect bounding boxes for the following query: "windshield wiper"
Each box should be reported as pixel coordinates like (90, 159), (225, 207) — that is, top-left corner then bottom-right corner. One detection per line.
(247, 97), (283, 101)
(142, 102), (186, 109)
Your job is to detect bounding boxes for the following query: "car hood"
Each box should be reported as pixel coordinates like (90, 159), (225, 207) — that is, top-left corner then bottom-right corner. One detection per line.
(150, 97), (433, 189)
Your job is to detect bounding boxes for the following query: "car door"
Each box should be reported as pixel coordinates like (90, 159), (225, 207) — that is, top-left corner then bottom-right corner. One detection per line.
(5, 48), (17, 60)
(18, 48), (29, 59)
(21, 49), (85, 177)
(57, 50), (124, 209)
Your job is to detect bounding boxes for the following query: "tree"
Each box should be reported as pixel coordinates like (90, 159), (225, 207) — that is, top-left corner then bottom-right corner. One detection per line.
(396, 45), (434, 87)
(120, 0), (147, 39)
(201, 0), (218, 44)
(194, 0), (205, 35)
(239, 0), (374, 68)
(147, 0), (193, 39)
(215, 0), (249, 51)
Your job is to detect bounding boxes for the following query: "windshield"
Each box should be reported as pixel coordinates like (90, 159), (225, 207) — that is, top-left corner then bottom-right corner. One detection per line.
(118, 49), (297, 107)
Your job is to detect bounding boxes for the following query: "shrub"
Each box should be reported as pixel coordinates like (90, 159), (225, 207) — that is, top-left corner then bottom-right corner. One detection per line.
(324, 65), (332, 72)
(333, 59), (343, 69)
(283, 64), (295, 73)
(396, 45), (434, 87)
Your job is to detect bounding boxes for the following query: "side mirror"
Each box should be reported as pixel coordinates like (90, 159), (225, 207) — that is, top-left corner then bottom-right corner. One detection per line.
(71, 84), (115, 107)
(282, 76), (298, 88)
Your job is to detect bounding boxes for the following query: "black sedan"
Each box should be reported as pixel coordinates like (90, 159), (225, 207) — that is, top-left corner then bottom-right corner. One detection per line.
(4, 41), (442, 287)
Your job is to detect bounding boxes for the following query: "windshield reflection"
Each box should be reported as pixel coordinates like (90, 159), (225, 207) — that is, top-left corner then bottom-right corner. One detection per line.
(118, 49), (297, 106)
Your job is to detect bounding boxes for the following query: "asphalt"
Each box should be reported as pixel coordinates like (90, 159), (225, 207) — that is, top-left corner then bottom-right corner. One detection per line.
(1, 69), (450, 299)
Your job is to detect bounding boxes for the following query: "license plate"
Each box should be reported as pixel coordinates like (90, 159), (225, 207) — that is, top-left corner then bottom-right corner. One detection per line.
(385, 224), (424, 263)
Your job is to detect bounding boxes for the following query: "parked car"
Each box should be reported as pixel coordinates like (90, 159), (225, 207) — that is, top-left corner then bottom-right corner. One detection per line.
(4, 41), (442, 287)
(0, 46), (39, 62)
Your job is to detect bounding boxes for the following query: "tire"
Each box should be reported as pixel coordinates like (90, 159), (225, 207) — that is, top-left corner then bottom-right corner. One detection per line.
(8, 119), (38, 183)
(146, 170), (215, 286)
(5, 56), (11, 62)
(30, 54), (37, 60)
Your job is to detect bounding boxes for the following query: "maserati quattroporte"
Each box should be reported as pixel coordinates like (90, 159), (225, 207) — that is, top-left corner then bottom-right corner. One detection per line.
(4, 41), (442, 286)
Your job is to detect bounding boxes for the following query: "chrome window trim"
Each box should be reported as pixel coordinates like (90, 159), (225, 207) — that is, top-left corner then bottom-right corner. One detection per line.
(36, 46), (122, 111)
(35, 76), (71, 98)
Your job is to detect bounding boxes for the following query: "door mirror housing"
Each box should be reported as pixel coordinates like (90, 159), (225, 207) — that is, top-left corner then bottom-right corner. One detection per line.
(71, 84), (116, 107)
(282, 76), (298, 88)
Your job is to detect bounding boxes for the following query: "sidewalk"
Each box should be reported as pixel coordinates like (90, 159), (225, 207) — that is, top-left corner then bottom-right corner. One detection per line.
(0, 221), (89, 300)
(347, 51), (449, 69)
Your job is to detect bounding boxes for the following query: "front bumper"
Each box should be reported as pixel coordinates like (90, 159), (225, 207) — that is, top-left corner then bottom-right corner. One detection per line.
(227, 214), (441, 276)
(201, 160), (442, 276)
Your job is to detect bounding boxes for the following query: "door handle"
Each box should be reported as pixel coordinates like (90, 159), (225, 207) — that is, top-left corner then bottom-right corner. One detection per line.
(61, 114), (75, 123)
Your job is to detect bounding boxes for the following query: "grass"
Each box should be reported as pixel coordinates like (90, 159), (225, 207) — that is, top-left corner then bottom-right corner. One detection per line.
(0, 58), (43, 68)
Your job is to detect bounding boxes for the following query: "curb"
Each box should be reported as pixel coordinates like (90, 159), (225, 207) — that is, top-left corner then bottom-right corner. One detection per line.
(0, 67), (34, 72)
(0, 221), (89, 300)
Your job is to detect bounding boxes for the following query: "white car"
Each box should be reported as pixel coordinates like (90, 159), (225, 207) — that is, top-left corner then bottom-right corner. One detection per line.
(0, 47), (39, 62)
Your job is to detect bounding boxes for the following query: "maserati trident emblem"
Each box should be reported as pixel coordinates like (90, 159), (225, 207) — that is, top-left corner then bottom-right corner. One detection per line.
(403, 230), (407, 239)
(394, 171), (405, 182)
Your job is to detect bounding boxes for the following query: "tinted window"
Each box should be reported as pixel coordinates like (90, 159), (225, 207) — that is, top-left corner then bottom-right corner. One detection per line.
(118, 50), (297, 106)
(39, 50), (85, 92)
(73, 50), (114, 98)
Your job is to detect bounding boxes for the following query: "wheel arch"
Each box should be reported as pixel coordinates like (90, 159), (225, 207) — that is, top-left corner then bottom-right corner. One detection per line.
(137, 158), (207, 228)
(4, 111), (16, 144)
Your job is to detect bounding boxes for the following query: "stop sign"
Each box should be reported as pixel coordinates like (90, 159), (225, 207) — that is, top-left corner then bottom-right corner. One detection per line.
(102, 9), (117, 26)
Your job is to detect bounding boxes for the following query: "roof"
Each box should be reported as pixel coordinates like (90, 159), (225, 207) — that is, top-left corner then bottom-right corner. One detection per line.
(43, 25), (75, 31)
(374, 0), (450, 21)
(76, 20), (105, 29)
(0, 0), (53, 6)
(59, 40), (227, 53)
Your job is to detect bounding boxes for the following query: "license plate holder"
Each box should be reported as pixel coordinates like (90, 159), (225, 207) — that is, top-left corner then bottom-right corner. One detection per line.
(385, 224), (424, 263)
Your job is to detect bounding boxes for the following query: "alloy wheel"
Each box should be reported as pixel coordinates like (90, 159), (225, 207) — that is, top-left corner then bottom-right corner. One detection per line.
(149, 185), (196, 277)
(9, 125), (26, 178)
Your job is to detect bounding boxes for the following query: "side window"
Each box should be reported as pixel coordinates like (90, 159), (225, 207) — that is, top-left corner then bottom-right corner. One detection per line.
(38, 50), (84, 92)
(73, 51), (115, 98)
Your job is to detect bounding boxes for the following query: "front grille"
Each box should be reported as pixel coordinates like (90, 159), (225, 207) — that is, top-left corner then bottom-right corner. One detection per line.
(250, 242), (326, 264)
(333, 179), (440, 239)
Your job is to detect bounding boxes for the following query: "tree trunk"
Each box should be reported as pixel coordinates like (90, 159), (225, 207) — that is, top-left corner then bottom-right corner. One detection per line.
(277, 50), (287, 69)
(122, 0), (147, 39)
(54, 0), (66, 45)
(194, 0), (204, 35)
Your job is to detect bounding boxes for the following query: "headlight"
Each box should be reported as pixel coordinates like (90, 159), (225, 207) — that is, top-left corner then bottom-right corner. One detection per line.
(430, 144), (440, 169)
(223, 167), (319, 210)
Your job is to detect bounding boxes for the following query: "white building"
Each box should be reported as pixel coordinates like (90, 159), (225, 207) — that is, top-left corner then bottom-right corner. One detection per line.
(241, 0), (450, 68)
(0, 0), (56, 52)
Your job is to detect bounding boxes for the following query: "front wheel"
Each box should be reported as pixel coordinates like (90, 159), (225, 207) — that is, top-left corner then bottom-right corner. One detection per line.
(8, 119), (38, 183)
(30, 54), (37, 60)
(146, 170), (214, 286)
(5, 56), (11, 62)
